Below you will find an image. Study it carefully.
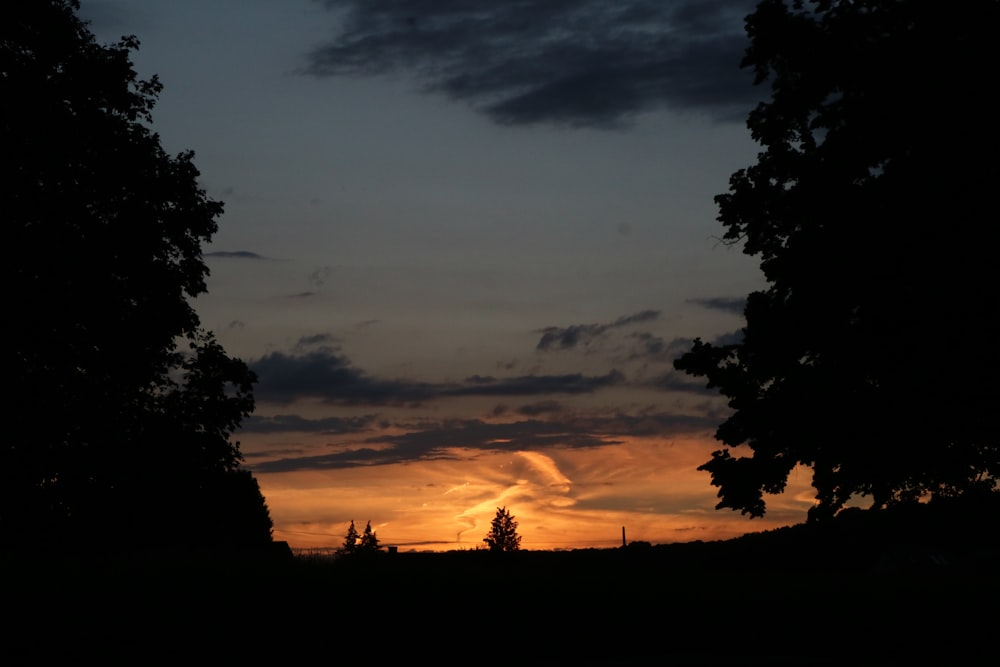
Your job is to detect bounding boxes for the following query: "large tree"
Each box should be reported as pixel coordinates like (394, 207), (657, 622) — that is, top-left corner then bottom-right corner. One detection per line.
(3, 0), (271, 547)
(675, 0), (1000, 521)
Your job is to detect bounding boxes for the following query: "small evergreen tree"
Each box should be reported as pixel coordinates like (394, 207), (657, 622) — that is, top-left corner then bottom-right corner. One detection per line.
(359, 520), (380, 552)
(483, 506), (521, 552)
(341, 519), (359, 555)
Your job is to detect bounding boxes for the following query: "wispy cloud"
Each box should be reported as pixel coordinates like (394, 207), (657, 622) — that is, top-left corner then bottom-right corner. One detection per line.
(459, 371), (624, 396)
(252, 446), (463, 472)
(643, 370), (722, 395)
(537, 310), (660, 351)
(515, 400), (565, 417)
(249, 409), (719, 472)
(689, 296), (746, 314)
(624, 331), (694, 363)
(305, 0), (760, 128)
(240, 413), (380, 434)
(204, 250), (268, 260)
(626, 327), (744, 365)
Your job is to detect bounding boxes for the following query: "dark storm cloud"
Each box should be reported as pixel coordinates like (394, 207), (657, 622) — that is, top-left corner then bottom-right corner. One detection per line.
(306, 0), (760, 127)
(537, 310), (660, 351)
(251, 409), (719, 472)
(249, 347), (625, 405)
(204, 250), (267, 260)
(689, 296), (746, 314)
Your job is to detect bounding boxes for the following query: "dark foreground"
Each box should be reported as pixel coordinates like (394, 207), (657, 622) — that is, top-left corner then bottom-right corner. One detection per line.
(4, 504), (998, 665)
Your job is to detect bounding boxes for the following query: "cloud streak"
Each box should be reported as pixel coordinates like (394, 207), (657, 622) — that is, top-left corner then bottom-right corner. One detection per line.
(240, 413), (380, 434)
(689, 296), (746, 314)
(250, 409), (720, 473)
(204, 250), (267, 260)
(249, 347), (626, 405)
(537, 309), (660, 351)
(306, 0), (760, 128)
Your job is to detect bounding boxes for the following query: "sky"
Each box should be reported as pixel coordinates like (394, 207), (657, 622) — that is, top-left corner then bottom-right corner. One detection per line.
(80, 0), (818, 551)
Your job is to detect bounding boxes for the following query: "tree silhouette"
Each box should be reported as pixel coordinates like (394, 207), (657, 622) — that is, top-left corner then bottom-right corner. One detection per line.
(188, 469), (274, 547)
(359, 520), (380, 553)
(3, 0), (270, 548)
(342, 520), (360, 555)
(483, 507), (521, 552)
(674, 0), (1000, 520)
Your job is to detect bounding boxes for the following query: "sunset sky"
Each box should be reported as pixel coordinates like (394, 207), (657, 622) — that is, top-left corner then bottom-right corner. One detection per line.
(81, 0), (818, 550)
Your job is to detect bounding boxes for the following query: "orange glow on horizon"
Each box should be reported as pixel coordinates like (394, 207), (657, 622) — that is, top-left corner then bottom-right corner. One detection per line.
(252, 437), (816, 552)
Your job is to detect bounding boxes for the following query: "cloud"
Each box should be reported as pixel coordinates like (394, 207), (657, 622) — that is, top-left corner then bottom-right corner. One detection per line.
(712, 329), (744, 346)
(625, 331), (693, 363)
(294, 333), (339, 349)
(249, 347), (438, 406)
(307, 266), (334, 289)
(689, 296), (746, 314)
(516, 451), (572, 492)
(252, 446), (463, 473)
(204, 250), (267, 260)
(369, 418), (620, 452)
(249, 346), (626, 405)
(644, 370), (721, 395)
(537, 310), (660, 351)
(516, 400), (564, 417)
(240, 413), (379, 434)
(249, 409), (719, 472)
(627, 327), (744, 365)
(560, 411), (720, 438)
(305, 0), (761, 128)
(458, 371), (624, 396)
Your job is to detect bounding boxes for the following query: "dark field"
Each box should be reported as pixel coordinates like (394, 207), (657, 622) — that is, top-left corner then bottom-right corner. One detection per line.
(5, 506), (997, 665)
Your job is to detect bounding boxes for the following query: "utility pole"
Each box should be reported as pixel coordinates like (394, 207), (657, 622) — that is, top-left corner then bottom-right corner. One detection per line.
(622, 526), (626, 547)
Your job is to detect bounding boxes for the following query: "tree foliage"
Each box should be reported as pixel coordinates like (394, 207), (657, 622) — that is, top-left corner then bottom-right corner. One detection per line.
(3, 0), (271, 547)
(341, 519), (380, 556)
(359, 520), (380, 552)
(483, 507), (521, 552)
(341, 520), (360, 555)
(675, 0), (1000, 521)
